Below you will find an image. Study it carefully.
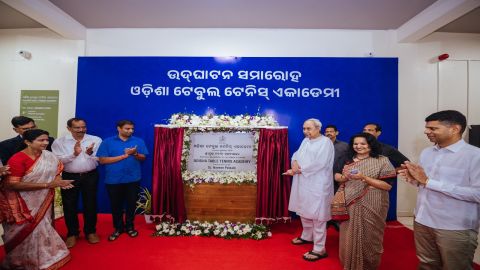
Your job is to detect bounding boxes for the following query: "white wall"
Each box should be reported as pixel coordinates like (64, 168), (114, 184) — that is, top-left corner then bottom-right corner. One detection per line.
(1, 28), (480, 216)
(377, 32), (480, 215)
(0, 28), (85, 139)
(86, 28), (379, 57)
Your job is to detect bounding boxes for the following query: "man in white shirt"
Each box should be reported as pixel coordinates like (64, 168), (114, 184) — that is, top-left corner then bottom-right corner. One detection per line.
(52, 118), (102, 248)
(284, 118), (334, 262)
(399, 110), (480, 270)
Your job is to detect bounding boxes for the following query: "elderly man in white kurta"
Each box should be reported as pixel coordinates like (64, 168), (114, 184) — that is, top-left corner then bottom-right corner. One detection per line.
(284, 118), (334, 262)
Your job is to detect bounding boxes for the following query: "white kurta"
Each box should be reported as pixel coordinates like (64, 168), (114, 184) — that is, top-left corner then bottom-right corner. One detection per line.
(288, 135), (334, 221)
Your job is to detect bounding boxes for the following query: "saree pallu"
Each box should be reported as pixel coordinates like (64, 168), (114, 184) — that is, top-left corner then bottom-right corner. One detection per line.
(1, 150), (70, 270)
(339, 156), (396, 270)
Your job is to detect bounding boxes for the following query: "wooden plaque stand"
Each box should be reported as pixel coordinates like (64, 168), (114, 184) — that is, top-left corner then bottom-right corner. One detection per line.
(184, 183), (257, 223)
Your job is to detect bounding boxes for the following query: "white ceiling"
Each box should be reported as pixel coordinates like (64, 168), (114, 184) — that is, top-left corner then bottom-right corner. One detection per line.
(438, 5), (480, 33)
(0, 1), (44, 28)
(47, 0), (437, 29)
(1, 0), (479, 39)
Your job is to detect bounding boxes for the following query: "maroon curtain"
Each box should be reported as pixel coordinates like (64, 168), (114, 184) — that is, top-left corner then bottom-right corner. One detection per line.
(256, 128), (291, 223)
(152, 127), (186, 223)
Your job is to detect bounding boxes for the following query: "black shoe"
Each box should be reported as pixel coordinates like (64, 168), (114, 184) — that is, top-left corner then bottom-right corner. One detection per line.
(108, 230), (123, 241)
(126, 229), (138, 238)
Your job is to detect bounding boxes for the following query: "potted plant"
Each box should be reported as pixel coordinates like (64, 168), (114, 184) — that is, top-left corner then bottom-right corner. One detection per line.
(136, 187), (155, 223)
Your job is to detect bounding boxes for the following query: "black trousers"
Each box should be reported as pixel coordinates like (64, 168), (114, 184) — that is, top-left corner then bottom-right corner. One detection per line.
(61, 169), (99, 237)
(106, 181), (140, 232)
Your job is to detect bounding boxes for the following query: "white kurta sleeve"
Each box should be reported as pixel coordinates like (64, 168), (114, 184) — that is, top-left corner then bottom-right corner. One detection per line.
(300, 139), (334, 178)
(291, 139), (305, 163)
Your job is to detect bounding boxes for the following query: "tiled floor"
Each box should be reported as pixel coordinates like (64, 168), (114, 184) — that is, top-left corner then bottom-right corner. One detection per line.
(398, 216), (480, 264)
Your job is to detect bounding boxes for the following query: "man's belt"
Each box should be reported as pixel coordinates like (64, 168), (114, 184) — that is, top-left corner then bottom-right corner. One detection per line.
(63, 169), (97, 177)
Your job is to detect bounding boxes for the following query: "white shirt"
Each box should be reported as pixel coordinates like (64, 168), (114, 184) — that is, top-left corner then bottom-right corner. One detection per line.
(415, 139), (480, 231)
(52, 133), (102, 173)
(288, 135), (334, 221)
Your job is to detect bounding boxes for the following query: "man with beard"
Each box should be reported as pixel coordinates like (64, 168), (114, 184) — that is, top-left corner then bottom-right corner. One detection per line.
(97, 120), (148, 241)
(52, 117), (102, 248)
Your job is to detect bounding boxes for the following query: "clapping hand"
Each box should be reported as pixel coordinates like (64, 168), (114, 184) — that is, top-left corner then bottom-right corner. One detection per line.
(1, 165), (10, 175)
(398, 163), (415, 184)
(73, 140), (82, 156)
(85, 142), (95, 155)
(1, 165), (10, 177)
(399, 161), (428, 185)
(124, 145), (138, 156)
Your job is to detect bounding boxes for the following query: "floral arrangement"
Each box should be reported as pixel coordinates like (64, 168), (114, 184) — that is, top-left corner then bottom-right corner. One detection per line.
(169, 113), (279, 127)
(169, 113), (279, 187)
(181, 128), (259, 187)
(153, 220), (272, 240)
(182, 170), (257, 187)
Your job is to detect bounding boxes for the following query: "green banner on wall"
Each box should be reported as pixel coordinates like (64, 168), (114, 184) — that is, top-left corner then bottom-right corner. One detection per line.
(20, 90), (59, 138)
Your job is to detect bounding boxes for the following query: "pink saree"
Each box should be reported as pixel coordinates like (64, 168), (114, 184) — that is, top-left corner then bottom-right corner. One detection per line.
(1, 150), (70, 270)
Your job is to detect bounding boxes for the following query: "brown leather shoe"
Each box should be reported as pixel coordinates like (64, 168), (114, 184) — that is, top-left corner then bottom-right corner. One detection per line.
(65, 236), (77, 248)
(86, 233), (100, 244)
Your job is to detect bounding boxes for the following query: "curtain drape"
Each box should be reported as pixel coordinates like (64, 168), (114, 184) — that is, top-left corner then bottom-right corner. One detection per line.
(256, 128), (291, 223)
(152, 127), (186, 223)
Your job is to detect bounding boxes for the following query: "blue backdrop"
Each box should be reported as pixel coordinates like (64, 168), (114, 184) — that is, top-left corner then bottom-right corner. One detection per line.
(76, 56), (398, 218)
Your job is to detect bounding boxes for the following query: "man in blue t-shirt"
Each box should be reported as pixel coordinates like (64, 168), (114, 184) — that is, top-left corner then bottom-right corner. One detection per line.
(97, 120), (148, 241)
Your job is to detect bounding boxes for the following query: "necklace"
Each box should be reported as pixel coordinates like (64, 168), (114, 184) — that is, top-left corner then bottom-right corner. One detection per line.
(355, 156), (369, 160)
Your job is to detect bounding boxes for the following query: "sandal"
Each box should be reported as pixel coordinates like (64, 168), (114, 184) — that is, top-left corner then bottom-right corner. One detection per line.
(127, 229), (138, 238)
(291, 237), (313, 245)
(303, 251), (328, 262)
(108, 230), (122, 241)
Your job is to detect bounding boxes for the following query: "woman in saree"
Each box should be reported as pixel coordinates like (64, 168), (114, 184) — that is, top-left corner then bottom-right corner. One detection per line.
(0, 129), (74, 270)
(334, 133), (396, 270)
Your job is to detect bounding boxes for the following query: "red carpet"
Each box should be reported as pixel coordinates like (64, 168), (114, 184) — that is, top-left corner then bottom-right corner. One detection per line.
(1, 215), (479, 269)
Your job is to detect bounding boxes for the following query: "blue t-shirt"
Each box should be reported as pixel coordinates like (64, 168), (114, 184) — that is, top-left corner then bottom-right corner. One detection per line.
(97, 135), (149, 184)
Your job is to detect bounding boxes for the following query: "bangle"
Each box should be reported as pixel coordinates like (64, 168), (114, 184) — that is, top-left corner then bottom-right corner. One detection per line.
(424, 178), (429, 186)
(44, 183), (48, 189)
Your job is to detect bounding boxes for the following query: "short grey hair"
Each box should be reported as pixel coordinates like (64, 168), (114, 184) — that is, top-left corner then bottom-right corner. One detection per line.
(305, 118), (322, 130)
